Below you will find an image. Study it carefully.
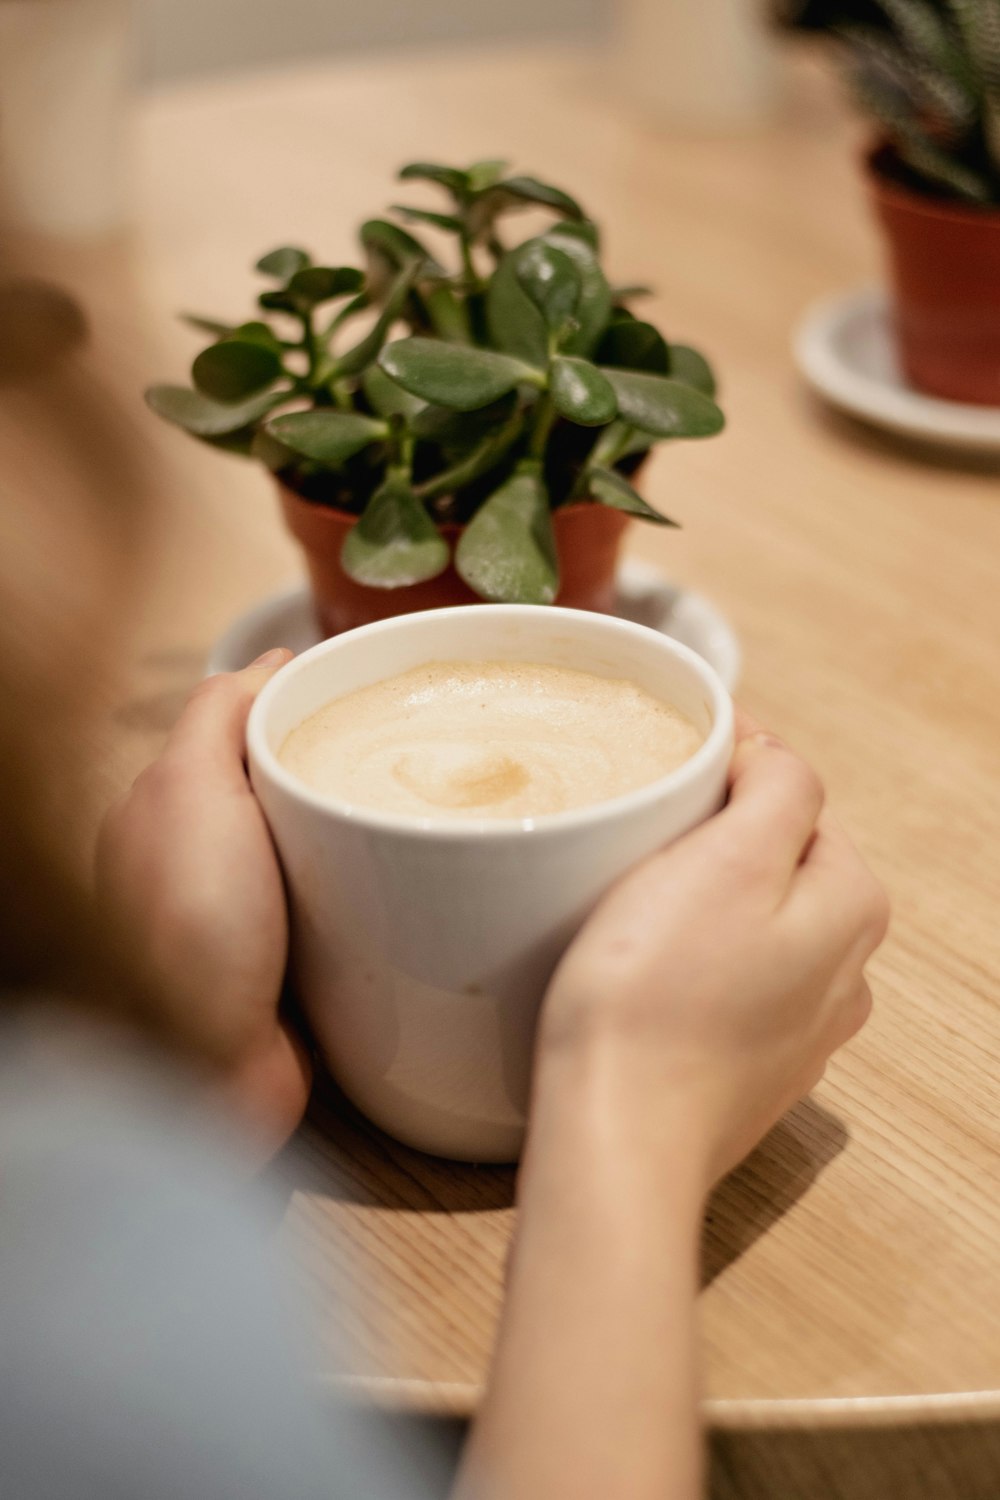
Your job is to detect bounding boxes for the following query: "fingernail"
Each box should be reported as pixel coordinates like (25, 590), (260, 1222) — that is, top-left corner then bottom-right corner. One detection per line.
(250, 648), (289, 668)
(751, 732), (785, 749)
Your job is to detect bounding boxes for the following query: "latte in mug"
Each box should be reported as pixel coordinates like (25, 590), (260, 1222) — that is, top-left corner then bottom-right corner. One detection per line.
(278, 660), (703, 821)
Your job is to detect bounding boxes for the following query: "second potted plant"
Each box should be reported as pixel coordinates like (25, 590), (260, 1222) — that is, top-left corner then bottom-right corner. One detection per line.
(147, 161), (725, 634)
(830, 0), (1000, 404)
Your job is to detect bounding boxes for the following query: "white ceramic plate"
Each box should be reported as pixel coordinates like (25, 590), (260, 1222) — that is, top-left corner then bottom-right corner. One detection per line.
(793, 286), (1000, 454)
(206, 561), (742, 691)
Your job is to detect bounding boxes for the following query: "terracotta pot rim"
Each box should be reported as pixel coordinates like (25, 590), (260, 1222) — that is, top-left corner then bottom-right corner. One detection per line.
(278, 480), (613, 533)
(864, 143), (1000, 229)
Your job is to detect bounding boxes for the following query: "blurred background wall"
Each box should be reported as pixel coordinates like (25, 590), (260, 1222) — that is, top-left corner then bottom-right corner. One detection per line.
(138, 0), (610, 82)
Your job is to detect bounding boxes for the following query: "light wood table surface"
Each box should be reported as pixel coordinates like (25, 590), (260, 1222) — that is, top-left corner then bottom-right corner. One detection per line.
(10, 42), (1000, 1498)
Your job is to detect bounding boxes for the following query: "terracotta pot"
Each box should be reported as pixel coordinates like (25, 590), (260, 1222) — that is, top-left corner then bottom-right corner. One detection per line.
(867, 147), (1000, 405)
(279, 482), (632, 637)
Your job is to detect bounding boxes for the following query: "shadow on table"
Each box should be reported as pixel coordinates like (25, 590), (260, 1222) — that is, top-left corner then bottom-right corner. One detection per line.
(267, 1069), (517, 1217)
(703, 1096), (848, 1287)
(270, 1074), (846, 1252)
(802, 391), (1000, 476)
(710, 1418), (1000, 1500)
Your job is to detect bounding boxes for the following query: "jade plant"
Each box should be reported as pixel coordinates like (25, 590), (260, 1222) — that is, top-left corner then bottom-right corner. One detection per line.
(146, 160), (724, 604)
(832, 0), (1000, 203)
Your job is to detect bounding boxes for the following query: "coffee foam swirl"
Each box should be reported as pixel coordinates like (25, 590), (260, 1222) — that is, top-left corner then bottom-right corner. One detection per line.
(278, 661), (703, 822)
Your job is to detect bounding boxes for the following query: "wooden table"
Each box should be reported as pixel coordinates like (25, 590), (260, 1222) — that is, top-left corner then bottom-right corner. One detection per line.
(12, 42), (1000, 1497)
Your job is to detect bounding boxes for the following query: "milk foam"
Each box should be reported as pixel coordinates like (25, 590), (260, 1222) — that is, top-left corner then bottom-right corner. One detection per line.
(278, 661), (703, 822)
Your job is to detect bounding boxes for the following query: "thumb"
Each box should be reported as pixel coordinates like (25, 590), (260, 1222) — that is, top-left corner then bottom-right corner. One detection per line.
(163, 647), (294, 776)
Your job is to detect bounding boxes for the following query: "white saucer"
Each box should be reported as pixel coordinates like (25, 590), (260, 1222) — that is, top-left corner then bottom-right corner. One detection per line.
(793, 286), (1000, 454)
(206, 560), (742, 690)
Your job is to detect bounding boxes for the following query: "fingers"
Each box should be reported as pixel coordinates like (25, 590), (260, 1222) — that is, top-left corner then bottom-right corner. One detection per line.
(711, 733), (826, 891)
(732, 705), (763, 742)
(161, 648), (293, 782)
(789, 814), (891, 958)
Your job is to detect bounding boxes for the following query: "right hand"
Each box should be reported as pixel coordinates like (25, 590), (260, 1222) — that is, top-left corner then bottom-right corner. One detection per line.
(536, 723), (890, 1187)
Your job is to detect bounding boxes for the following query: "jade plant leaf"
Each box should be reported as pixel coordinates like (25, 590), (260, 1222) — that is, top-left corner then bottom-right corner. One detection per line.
(599, 369), (724, 438)
(229, 321), (286, 354)
(455, 461), (558, 604)
(341, 474), (449, 587)
(598, 318), (670, 375)
(398, 162), (469, 195)
(497, 175), (584, 219)
(540, 228), (611, 357)
(410, 392), (516, 451)
(257, 289), (300, 314)
(145, 384), (285, 438)
(466, 158), (508, 192)
(265, 410), (388, 464)
(250, 425), (295, 472)
(362, 363), (426, 420)
(334, 265), (419, 378)
(485, 251), (549, 368)
(668, 343), (717, 397)
(548, 219), (600, 251)
(379, 336), (539, 411)
(391, 205), (464, 233)
(514, 241), (580, 333)
(286, 265), (365, 308)
(360, 219), (443, 281)
(180, 313), (236, 338)
(255, 246), (310, 279)
(549, 356), (618, 426)
(588, 465), (678, 525)
(192, 338), (283, 401)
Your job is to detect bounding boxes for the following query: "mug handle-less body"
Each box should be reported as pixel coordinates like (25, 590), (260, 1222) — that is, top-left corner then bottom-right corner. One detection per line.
(247, 605), (733, 1162)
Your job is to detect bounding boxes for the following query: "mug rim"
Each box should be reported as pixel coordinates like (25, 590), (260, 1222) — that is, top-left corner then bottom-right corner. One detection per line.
(246, 604), (734, 842)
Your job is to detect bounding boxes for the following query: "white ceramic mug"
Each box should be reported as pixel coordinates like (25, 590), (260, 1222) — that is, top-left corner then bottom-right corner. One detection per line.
(247, 605), (734, 1161)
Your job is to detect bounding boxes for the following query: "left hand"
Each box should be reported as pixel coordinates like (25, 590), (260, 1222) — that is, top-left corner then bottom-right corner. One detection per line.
(98, 649), (310, 1158)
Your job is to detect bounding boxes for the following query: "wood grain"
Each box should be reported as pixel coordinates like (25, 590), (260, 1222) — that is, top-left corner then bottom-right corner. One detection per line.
(11, 40), (1000, 1490)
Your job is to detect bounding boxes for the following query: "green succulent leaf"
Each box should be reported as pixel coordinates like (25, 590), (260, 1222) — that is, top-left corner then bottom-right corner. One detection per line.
(485, 250), (549, 367)
(361, 363), (426, 420)
(549, 356), (618, 426)
(360, 218), (443, 278)
(286, 265), (365, 308)
(421, 282), (473, 343)
(598, 318), (670, 374)
(249, 426), (295, 472)
(258, 289), (300, 314)
(145, 384), (285, 438)
(547, 219), (600, 251)
(668, 343), (717, 397)
(455, 461), (558, 604)
(255, 246), (310, 280)
(514, 241), (581, 332)
(265, 410), (389, 465)
(466, 158), (508, 192)
(409, 393), (516, 449)
(599, 368), (724, 438)
(496, 176), (584, 219)
(180, 313), (236, 338)
(230, 321), (286, 354)
(380, 336), (539, 411)
(611, 283), (653, 301)
(192, 339), (283, 401)
(341, 473), (449, 588)
(391, 204), (464, 233)
(540, 227), (612, 357)
(587, 465), (678, 526)
(334, 264), (419, 378)
(398, 162), (469, 195)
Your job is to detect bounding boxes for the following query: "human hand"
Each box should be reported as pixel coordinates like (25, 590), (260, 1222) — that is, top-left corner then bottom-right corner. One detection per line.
(98, 649), (310, 1158)
(536, 718), (890, 1188)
